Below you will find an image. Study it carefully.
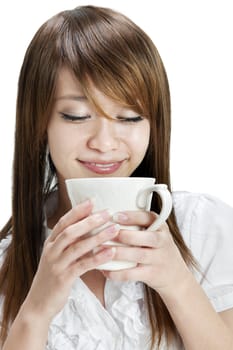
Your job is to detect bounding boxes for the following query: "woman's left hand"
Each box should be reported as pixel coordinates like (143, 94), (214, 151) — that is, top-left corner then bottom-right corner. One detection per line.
(102, 210), (191, 295)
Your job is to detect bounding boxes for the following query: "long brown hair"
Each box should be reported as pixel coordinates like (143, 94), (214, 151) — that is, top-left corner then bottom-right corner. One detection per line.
(0, 6), (196, 348)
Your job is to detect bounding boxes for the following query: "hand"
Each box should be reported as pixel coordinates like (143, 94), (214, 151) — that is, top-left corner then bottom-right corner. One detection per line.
(23, 199), (119, 321)
(102, 210), (190, 297)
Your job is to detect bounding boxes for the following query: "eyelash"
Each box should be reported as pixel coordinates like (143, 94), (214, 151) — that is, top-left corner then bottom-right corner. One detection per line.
(117, 116), (143, 123)
(60, 113), (91, 121)
(60, 113), (143, 123)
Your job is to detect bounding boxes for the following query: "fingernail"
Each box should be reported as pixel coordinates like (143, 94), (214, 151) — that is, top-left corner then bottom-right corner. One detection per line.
(113, 212), (128, 223)
(101, 209), (112, 220)
(111, 247), (116, 255)
(105, 224), (120, 235)
(105, 246), (116, 256)
(82, 199), (92, 206)
(93, 209), (111, 222)
(81, 197), (96, 207)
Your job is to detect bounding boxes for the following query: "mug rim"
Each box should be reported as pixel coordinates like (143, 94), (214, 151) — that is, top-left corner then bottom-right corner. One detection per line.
(65, 177), (156, 184)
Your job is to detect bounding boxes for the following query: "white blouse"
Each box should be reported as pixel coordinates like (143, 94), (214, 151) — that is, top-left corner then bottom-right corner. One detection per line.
(1, 191), (233, 349)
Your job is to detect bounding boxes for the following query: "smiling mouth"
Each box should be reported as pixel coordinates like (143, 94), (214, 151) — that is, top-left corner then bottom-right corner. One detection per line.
(79, 160), (125, 174)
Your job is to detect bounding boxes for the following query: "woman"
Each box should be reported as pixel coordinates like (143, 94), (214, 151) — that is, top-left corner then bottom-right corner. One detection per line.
(0, 5), (233, 349)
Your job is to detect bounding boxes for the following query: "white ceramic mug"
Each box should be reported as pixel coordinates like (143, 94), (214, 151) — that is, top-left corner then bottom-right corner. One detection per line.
(65, 177), (173, 270)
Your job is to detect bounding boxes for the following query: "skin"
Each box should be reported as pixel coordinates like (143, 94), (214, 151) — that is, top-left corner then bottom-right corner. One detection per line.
(47, 67), (150, 222)
(3, 67), (233, 349)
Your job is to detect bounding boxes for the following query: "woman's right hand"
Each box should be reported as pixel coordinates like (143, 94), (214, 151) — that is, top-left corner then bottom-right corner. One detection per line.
(22, 199), (118, 322)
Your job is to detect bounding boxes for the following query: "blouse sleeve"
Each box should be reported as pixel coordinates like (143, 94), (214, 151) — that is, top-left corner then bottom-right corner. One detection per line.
(186, 193), (233, 312)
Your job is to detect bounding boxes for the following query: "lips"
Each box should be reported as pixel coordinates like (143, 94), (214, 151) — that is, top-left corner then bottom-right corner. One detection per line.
(79, 160), (124, 174)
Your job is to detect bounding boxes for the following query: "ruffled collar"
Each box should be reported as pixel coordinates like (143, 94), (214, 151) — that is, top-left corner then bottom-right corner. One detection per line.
(47, 276), (151, 349)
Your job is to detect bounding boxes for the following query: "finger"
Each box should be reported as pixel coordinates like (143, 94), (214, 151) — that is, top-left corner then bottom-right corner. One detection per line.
(113, 246), (155, 265)
(113, 210), (157, 228)
(49, 209), (113, 254)
(58, 224), (120, 268)
(69, 246), (116, 277)
(115, 225), (170, 248)
(47, 199), (93, 242)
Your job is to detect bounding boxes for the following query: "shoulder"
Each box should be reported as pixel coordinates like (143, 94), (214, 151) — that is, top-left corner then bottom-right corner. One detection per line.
(172, 191), (233, 243)
(172, 190), (233, 257)
(173, 191), (233, 312)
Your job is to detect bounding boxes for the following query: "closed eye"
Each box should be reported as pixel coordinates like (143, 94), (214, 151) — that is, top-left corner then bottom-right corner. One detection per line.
(116, 116), (144, 123)
(60, 113), (91, 122)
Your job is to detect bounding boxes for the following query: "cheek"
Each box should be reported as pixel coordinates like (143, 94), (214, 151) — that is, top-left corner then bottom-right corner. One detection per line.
(129, 124), (150, 156)
(47, 124), (73, 162)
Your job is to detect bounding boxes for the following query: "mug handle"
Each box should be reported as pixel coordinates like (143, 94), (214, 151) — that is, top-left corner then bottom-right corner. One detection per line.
(136, 184), (173, 231)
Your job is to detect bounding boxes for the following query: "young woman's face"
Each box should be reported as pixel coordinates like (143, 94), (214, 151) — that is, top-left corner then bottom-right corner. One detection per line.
(47, 67), (150, 182)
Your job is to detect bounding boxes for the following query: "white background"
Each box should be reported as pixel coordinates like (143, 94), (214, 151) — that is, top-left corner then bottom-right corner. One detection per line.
(0, 0), (232, 228)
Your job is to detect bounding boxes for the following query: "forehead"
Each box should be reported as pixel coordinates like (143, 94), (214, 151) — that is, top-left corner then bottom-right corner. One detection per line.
(55, 67), (84, 96)
(55, 67), (128, 112)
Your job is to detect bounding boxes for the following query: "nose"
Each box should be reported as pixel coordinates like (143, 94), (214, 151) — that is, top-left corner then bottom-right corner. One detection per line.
(87, 118), (119, 153)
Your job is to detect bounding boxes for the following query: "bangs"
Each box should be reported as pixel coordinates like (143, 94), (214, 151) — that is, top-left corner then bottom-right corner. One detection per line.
(53, 6), (159, 119)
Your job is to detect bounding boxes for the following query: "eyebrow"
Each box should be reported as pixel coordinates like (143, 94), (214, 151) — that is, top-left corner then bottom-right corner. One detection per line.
(55, 94), (87, 101)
